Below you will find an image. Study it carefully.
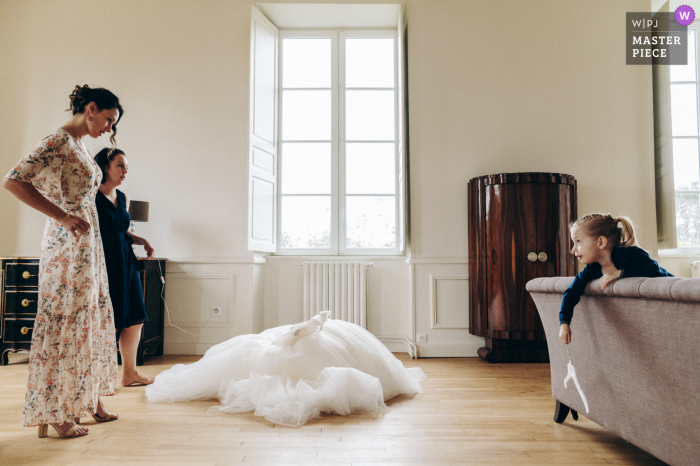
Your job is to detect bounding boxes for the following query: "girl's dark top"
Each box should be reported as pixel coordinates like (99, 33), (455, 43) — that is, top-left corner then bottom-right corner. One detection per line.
(96, 189), (147, 330)
(559, 246), (673, 325)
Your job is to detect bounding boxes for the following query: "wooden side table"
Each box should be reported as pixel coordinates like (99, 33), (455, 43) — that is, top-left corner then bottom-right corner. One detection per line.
(133, 258), (166, 366)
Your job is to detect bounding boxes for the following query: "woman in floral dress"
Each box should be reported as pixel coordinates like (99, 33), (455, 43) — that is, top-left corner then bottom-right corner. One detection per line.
(3, 85), (124, 439)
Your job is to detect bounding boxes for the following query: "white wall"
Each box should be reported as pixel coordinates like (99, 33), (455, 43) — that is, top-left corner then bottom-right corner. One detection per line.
(1, 0), (695, 356)
(263, 257), (413, 352)
(0, 0), (250, 260)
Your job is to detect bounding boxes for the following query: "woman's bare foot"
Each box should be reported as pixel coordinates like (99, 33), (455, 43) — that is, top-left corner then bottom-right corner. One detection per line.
(50, 421), (88, 437)
(121, 372), (154, 387)
(96, 397), (118, 421)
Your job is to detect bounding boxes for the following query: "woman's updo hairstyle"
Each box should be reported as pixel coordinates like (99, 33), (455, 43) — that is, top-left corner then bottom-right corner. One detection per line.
(94, 148), (125, 184)
(67, 85), (124, 146)
(570, 213), (637, 248)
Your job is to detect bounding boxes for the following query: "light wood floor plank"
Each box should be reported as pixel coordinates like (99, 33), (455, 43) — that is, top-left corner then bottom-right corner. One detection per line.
(0, 353), (666, 465)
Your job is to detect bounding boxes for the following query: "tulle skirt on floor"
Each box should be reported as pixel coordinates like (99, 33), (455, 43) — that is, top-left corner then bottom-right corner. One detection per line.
(145, 312), (426, 427)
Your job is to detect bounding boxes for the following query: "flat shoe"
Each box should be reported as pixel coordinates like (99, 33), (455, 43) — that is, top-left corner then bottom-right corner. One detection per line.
(92, 411), (118, 422)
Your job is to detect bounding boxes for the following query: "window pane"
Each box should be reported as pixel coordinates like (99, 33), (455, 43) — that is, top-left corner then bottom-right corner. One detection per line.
(673, 139), (700, 190)
(282, 39), (331, 88)
(345, 90), (394, 141)
(282, 90), (331, 141)
(281, 196), (331, 248)
(670, 84), (699, 136)
(346, 143), (395, 194)
(670, 30), (697, 82)
(281, 143), (331, 194)
(346, 196), (395, 248)
(676, 193), (700, 246)
(345, 38), (394, 88)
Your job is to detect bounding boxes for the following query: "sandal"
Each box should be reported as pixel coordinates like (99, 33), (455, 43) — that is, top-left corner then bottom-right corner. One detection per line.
(38, 423), (87, 438)
(92, 411), (118, 422)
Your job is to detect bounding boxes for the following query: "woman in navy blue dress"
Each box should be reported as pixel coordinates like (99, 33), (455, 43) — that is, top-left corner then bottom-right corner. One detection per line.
(95, 148), (155, 387)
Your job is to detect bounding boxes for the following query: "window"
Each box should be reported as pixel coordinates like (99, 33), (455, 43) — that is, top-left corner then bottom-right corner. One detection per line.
(278, 31), (402, 255)
(669, 27), (700, 251)
(247, 5), (406, 255)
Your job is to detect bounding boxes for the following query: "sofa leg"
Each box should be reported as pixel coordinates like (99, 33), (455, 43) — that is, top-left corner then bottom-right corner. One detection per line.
(571, 408), (578, 421)
(554, 400), (570, 423)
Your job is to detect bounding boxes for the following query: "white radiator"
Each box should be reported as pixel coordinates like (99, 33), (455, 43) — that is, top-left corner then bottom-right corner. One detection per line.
(302, 261), (373, 328)
(692, 261), (700, 278)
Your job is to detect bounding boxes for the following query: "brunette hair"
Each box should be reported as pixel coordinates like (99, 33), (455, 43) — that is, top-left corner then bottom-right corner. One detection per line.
(94, 148), (125, 184)
(570, 213), (637, 248)
(67, 85), (124, 146)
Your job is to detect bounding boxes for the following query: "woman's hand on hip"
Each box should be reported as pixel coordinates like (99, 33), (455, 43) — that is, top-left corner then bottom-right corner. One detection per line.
(61, 214), (90, 237)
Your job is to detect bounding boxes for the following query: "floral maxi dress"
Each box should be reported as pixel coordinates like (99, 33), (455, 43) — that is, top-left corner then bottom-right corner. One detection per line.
(4, 129), (118, 426)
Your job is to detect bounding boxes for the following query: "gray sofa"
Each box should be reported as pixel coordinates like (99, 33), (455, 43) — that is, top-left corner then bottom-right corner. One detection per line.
(526, 276), (700, 466)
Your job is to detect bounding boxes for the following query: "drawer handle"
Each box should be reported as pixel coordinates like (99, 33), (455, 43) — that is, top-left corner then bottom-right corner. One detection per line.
(538, 252), (548, 262)
(21, 327), (33, 335)
(21, 299), (37, 307)
(22, 271), (38, 279)
(527, 252), (537, 262)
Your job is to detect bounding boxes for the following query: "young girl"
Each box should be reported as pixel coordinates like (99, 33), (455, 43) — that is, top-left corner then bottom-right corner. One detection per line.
(559, 213), (673, 344)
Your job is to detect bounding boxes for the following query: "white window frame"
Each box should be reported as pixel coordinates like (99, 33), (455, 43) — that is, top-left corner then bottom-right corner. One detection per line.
(276, 28), (402, 256)
(662, 25), (700, 256)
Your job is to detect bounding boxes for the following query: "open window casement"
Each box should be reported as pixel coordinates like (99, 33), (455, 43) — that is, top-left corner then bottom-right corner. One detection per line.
(248, 6), (279, 252)
(397, 5), (408, 255)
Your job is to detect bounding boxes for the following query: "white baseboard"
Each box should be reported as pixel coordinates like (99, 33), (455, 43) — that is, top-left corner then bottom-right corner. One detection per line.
(164, 342), (215, 356)
(378, 336), (417, 358)
(415, 342), (483, 358)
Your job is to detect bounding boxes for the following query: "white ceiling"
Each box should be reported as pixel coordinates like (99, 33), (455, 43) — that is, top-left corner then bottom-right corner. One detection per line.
(256, 3), (402, 28)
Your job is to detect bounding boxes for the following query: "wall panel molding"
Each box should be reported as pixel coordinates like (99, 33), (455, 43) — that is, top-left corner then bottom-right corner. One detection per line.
(430, 274), (469, 329)
(164, 273), (235, 328)
(407, 257), (469, 264)
(167, 257), (256, 264)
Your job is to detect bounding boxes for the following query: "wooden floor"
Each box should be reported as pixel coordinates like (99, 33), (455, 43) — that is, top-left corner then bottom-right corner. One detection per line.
(0, 353), (665, 466)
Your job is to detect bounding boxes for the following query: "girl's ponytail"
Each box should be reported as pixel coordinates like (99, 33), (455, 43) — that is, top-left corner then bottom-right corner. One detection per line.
(572, 213), (637, 248)
(615, 216), (637, 247)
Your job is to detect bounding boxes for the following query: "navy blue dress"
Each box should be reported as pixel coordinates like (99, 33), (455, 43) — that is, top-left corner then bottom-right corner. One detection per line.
(96, 189), (148, 330)
(559, 246), (673, 324)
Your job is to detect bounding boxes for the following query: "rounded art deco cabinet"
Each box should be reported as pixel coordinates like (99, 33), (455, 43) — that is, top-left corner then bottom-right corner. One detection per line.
(468, 172), (577, 363)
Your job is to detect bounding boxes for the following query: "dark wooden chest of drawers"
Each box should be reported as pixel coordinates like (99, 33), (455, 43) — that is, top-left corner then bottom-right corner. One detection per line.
(1, 258), (39, 364)
(1, 257), (166, 366)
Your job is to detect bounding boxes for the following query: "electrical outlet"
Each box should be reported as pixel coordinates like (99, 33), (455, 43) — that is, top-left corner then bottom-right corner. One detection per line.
(212, 306), (222, 316)
(417, 334), (427, 343)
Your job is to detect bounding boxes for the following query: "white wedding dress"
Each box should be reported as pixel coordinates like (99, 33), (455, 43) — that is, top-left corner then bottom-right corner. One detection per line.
(145, 311), (426, 427)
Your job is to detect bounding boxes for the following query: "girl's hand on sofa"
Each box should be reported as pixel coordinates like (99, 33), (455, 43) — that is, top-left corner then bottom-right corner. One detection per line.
(559, 324), (571, 344)
(600, 269), (622, 290)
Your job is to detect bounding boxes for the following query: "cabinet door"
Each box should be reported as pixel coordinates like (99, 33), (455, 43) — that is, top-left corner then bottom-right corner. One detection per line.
(485, 183), (539, 334)
(523, 183), (574, 335)
(536, 183), (576, 280)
